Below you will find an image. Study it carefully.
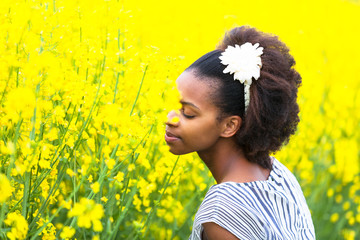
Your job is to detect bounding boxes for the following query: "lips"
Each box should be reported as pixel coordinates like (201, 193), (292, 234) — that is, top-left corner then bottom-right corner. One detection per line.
(165, 130), (181, 143)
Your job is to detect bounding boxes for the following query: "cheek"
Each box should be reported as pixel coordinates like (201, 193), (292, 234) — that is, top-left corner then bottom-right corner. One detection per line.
(184, 119), (220, 145)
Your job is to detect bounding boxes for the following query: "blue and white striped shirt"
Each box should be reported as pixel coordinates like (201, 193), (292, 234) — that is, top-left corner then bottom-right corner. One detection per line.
(189, 157), (315, 240)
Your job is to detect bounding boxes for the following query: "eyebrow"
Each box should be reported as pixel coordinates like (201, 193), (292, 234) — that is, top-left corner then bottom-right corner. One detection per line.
(180, 100), (200, 110)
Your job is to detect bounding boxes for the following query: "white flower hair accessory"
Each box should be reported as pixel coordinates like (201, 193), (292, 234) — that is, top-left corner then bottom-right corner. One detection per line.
(219, 42), (264, 113)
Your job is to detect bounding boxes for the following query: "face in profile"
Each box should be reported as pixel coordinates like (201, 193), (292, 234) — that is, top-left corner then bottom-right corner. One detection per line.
(165, 70), (224, 155)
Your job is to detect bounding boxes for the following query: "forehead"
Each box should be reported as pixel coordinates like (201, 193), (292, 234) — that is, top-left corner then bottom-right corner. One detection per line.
(176, 71), (218, 110)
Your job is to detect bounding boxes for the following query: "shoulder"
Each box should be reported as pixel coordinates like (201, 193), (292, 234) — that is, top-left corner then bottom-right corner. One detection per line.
(270, 158), (306, 199)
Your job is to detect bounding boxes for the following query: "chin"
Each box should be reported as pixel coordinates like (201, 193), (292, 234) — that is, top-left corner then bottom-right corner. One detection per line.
(168, 149), (183, 155)
(168, 147), (193, 156)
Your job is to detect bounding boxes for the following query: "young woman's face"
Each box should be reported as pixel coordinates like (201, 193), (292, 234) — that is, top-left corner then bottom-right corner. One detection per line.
(165, 70), (224, 155)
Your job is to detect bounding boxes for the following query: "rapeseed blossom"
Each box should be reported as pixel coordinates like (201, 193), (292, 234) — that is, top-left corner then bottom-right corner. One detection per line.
(3, 87), (36, 121)
(4, 212), (28, 240)
(68, 198), (104, 232)
(60, 226), (76, 239)
(0, 174), (12, 203)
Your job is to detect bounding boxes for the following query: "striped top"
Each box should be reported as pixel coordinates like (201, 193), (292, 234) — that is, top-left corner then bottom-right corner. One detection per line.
(189, 157), (315, 240)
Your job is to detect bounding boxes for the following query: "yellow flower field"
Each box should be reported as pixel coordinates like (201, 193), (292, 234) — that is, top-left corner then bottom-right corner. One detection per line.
(0, 0), (359, 239)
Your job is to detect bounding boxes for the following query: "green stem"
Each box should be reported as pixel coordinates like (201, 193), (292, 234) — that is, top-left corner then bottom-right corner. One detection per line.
(0, 202), (7, 228)
(0, 66), (12, 106)
(109, 186), (138, 240)
(22, 172), (30, 219)
(28, 161), (67, 231)
(29, 105), (77, 195)
(30, 175), (86, 239)
(139, 156), (180, 238)
(113, 72), (120, 103)
(130, 65), (148, 116)
(73, 152), (77, 205)
(7, 117), (23, 179)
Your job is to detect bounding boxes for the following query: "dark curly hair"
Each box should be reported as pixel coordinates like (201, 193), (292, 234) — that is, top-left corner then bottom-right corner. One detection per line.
(185, 26), (301, 170)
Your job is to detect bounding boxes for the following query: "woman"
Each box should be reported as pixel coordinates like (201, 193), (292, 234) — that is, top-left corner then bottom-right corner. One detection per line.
(165, 26), (315, 240)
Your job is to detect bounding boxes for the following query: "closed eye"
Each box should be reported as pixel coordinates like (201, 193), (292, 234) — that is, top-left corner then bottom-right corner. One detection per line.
(181, 109), (195, 119)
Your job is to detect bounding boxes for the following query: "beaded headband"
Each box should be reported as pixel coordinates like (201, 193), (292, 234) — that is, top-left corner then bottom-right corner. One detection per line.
(219, 42), (263, 113)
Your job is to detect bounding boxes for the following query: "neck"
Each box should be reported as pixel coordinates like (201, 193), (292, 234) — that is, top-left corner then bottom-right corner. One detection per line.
(197, 137), (270, 184)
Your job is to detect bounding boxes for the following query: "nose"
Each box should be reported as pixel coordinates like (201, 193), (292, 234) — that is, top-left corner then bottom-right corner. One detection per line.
(166, 110), (180, 127)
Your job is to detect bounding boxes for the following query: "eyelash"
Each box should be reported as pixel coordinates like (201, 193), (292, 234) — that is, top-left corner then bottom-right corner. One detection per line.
(180, 108), (195, 119)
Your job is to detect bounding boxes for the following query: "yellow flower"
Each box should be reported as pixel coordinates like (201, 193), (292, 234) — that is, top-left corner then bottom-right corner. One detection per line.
(41, 223), (56, 240)
(327, 188), (334, 198)
(133, 194), (142, 212)
(343, 201), (351, 211)
(68, 198), (104, 232)
(6, 141), (16, 155)
(4, 212), (28, 240)
(114, 171), (124, 182)
(335, 194), (343, 203)
(330, 213), (339, 223)
(92, 219), (103, 232)
(0, 174), (13, 203)
(0, 141), (10, 155)
(169, 116), (180, 124)
(52, 94), (61, 101)
(334, 139), (359, 183)
(66, 168), (76, 177)
(105, 158), (116, 170)
(128, 163), (135, 172)
(342, 229), (356, 240)
(60, 226), (76, 239)
(101, 196), (108, 203)
(87, 138), (96, 152)
(91, 182), (100, 194)
(55, 223), (63, 230)
(88, 175), (93, 183)
(115, 194), (121, 200)
(5, 87), (36, 120)
(46, 128), (59, 141)
(348, 217), (355, 226)
(199, 183), (207, 191)
(39, 159), (51, 169)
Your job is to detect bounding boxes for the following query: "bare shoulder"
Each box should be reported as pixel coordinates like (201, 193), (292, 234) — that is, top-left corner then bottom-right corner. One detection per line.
(202, 222), (239, 240)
